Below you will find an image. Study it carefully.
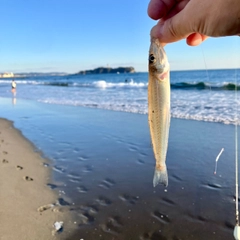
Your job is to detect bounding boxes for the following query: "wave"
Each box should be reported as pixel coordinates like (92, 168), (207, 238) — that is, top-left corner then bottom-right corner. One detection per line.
(90, 81), (240, 91)
(39, 99), (240, 125)
(1, 79), (240, 91)
(171, 82), (240, 90)
(44, 82), (70, 87)
(92, 80), (147, 88)
(0, 79), (147, 88)
(43, 80), (147, 88)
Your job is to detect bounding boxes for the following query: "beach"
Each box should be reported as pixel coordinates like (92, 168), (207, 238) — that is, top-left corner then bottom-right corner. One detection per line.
(0, 117), (76, 240)
(0, 97), (238, 240)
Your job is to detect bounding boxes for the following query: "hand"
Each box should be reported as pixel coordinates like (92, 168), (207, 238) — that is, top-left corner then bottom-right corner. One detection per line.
(148, 0), (240, 46)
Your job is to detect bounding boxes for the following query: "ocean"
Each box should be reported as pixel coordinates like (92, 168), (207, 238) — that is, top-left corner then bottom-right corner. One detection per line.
(1, 68), (240, 125)
(0, 69), (239, 239)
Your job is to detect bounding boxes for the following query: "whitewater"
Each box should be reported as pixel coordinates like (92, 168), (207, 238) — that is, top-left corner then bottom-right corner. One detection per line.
(0, 69), (240, 125)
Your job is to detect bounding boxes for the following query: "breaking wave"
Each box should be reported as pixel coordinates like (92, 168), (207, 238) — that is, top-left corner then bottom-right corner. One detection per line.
(1, 79), (240, 91)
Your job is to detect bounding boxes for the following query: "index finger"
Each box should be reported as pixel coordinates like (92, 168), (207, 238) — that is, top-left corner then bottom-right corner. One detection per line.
(148, 0), (176, 20)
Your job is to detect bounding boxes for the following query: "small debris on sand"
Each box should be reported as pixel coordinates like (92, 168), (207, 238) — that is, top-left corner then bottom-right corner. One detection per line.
(52, 221), (64, 235)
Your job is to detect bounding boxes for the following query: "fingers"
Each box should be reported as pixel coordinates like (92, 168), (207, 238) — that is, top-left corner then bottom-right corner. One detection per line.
(149, 0), (210, 46)
(164, 0), (189, 20)
(151, 9), (193, 43)
(148, 0), (176, 20)
(186, 33), (208, 46)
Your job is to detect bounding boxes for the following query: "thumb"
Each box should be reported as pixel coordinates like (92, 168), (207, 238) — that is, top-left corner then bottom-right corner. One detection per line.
(151, 11), (193, 44)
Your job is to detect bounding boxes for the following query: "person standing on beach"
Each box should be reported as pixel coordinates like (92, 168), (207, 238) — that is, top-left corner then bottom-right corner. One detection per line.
(148, 0), (240, 46)
(11, 79), (16, 90)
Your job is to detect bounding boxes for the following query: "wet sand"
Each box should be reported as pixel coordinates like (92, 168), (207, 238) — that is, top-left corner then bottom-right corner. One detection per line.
(64, 115), (237, 240)
(37, 108), (235, 240)
(0, 118), (75, 240)
(0, 101), (238, 240)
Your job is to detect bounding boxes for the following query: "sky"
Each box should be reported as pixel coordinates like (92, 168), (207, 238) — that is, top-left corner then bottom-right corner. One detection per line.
(0, 0), (239, 73)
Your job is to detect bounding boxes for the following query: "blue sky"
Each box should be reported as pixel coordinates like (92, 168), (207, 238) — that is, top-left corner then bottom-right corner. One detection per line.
(0, 0), (239, 73)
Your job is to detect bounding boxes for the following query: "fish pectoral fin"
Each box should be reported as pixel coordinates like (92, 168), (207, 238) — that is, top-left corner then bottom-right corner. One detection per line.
(153, 167), (168, 187)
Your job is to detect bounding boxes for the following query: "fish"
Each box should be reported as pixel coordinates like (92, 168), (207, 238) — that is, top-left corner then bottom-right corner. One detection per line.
(148, 38), (171, 187)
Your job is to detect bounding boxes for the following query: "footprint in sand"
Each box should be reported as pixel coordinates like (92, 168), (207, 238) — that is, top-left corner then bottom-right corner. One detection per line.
(24, 176), (34, 181)
(161, 197), (175, 206)
(77, 205), (99, 225)
(3, 151), (8, 154)
(151, 211), (170, 224)
(99, 178), (115, 189)
(101, 216), (123, 235)
(57, 198), (71, 206)
(77, 185), (88, 193)
(47, 183), (58, 189)
(137, 159), (145, 164)
(16, 165), (23, 170)
(119, 194), (139, 205)
(2, 159), (8, 163)
(96, 196), (112, 206)
(37, 203), (55, 212)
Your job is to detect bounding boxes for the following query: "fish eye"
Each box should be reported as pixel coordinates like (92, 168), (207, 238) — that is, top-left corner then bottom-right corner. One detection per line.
(149, 54), (155, 64)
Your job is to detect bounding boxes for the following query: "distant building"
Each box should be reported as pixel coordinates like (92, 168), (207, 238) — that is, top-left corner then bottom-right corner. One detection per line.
(0, 72), (14, 78)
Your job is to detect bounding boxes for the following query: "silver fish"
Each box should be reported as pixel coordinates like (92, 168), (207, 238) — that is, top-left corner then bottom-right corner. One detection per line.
(148, 38), (171, 187)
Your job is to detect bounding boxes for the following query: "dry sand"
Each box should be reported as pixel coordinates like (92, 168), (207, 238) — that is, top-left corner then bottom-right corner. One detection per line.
(0, 118), (75, 240)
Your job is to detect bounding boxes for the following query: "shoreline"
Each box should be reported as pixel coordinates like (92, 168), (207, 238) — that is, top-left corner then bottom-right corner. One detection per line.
(0, 118), (75, 240)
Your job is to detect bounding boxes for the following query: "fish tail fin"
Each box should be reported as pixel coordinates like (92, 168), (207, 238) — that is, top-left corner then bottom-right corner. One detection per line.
(153, 167), (168, 187)
(234, 225), (240, 239)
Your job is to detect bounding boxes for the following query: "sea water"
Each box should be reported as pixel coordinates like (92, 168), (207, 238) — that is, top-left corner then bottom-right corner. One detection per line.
(0, 69), (240, 124)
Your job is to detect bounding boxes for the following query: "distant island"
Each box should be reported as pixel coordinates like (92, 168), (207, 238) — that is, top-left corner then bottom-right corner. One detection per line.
(0, 67), (136, 78)
(77, 67), (135, 75)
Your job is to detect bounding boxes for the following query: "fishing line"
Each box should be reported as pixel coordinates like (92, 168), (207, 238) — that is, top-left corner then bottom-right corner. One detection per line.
(201, 45), (211, 91)
(233, 37), (240, 240)
(200, 45), (225, 173)
(235, 66), (239, 224)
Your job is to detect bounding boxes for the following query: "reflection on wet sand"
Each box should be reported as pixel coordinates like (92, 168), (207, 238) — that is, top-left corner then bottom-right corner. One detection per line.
(12, 96), (16, 105)
(11, 89), (16, 105)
